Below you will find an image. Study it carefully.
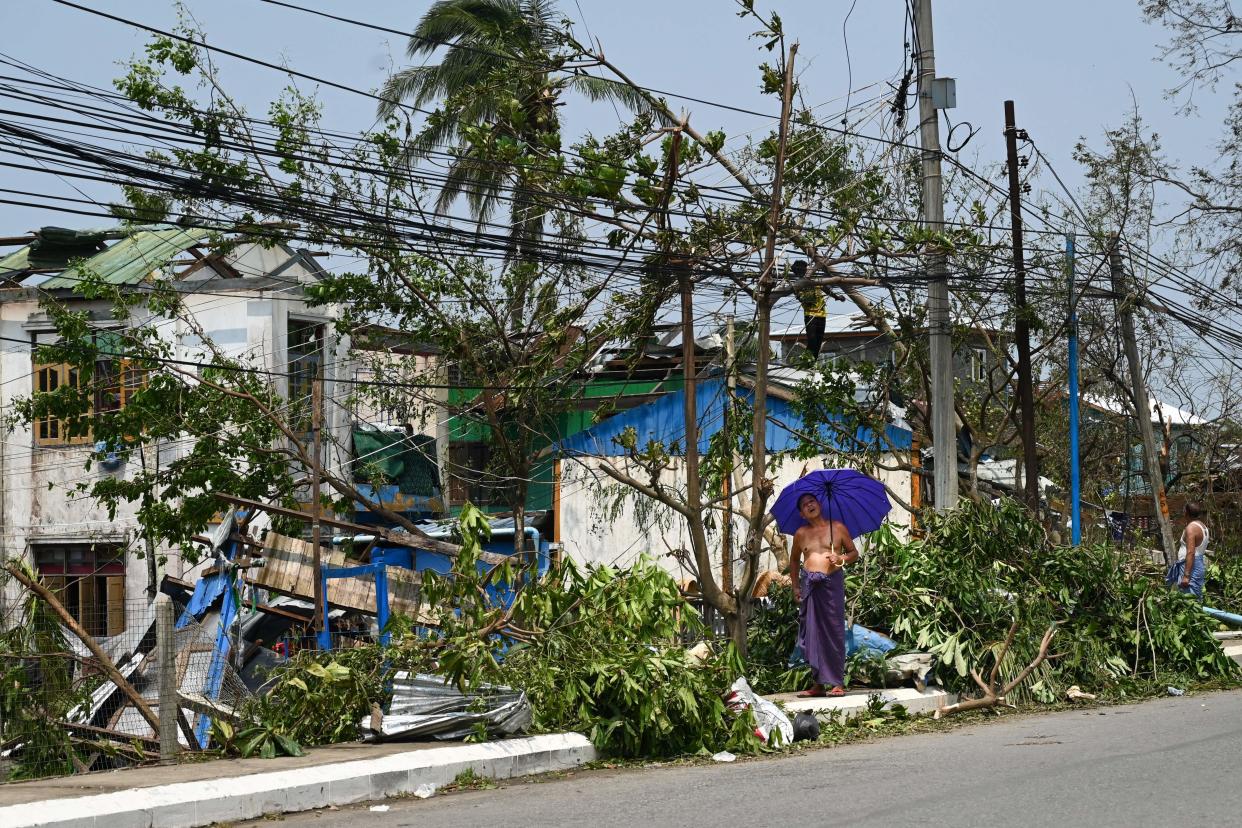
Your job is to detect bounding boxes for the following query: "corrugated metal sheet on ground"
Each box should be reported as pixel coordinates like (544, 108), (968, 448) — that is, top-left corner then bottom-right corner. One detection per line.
(41, 226), (212, 289)
(246, 532), (428, 620)
(360, 672), (531, 742)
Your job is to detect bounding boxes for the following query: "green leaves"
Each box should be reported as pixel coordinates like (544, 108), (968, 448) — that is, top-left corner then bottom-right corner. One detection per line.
(848, 501), (1237, 701)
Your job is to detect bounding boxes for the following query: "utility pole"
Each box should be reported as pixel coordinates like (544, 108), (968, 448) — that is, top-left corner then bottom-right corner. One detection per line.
(721, 314), (735, 594)
(310, 373), (325, 640)
(1066, 235), (1082, 545)
(1004, 100), (1039, 511)
(915, 0), (957, 510)
(1109, 239), (1176, 565)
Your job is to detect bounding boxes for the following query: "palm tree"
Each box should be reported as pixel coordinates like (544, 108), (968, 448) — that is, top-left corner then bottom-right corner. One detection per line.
(379, 0), (648, 273)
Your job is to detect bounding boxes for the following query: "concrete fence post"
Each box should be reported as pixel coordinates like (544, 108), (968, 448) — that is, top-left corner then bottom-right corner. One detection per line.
(155, 594), (179, 759)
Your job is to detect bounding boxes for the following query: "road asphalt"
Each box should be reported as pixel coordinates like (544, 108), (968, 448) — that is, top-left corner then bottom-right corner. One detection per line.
(249, 689), (1242, 828)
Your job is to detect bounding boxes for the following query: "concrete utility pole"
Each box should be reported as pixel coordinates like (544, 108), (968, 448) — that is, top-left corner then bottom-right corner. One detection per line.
(914, 0), (957, 510)
(722, 314), (735, 594)
(155, 594), (179, 759)
(1004, 100), (1039, 511)
(1109, 240), (1176, 565)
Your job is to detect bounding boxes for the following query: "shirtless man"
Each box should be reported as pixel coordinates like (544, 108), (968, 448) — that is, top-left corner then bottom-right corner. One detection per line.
(789, 493), (859, 697)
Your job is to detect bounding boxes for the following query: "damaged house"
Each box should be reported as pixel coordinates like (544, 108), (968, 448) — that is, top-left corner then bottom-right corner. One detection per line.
(0, 224), (349, 636)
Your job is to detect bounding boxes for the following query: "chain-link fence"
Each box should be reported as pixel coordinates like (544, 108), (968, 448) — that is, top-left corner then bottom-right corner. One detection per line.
(0, 567), (395, 783)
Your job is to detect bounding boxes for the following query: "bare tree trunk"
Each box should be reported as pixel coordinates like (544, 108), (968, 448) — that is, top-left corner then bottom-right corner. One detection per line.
(735, 43), (799, 655)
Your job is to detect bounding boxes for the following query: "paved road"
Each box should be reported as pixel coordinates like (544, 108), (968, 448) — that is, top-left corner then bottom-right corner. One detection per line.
(257, 690), (1242, 828)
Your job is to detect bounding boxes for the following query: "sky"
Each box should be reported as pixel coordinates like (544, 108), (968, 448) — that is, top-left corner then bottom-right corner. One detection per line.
(1, 0), (1232, 337)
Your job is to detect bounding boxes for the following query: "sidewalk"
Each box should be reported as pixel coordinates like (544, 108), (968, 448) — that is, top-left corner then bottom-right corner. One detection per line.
(767, 686), (956, 718)
(0, 733), (595, 828)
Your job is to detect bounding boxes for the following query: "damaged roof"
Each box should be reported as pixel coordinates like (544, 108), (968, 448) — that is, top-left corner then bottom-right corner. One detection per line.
(39, 225), (212, 290)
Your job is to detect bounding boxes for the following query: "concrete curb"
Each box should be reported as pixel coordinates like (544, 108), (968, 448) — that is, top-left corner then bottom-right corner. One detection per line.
(771, 687), (956, 719)
(0, 733), (596, 828)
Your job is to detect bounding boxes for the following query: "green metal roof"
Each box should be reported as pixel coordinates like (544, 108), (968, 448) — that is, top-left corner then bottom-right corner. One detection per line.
(0, 245), (30, 280)
(40, 226), (212, 291)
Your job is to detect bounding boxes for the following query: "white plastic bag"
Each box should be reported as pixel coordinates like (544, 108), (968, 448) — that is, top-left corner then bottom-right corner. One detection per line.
(724, 676), (794, 746)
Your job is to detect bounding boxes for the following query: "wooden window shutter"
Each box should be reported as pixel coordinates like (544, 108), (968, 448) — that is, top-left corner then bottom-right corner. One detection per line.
(106, 577), (126, 636)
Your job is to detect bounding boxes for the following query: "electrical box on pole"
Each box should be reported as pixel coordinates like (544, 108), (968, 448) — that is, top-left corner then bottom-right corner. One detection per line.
(931, 78), (956, 109)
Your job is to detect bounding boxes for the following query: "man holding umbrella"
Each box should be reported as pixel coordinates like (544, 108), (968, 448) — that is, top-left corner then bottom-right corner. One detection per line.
(773, 470), (891, 698)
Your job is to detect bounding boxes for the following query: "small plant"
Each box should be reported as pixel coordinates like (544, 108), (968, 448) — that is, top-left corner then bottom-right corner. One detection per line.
(447, 767), (496, 791)
(210, 719), (303, 759)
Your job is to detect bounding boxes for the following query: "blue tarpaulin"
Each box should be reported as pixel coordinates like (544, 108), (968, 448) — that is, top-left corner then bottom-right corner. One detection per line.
(556, 378), (911, 458)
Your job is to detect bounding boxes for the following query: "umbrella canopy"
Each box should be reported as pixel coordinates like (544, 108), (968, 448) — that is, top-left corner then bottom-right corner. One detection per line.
(770, 469), (891, 538)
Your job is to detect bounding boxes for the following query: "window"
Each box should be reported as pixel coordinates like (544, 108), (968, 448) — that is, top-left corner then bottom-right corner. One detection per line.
(33, 332), (147, 446)
(288, 319), (325, 433)
(970, 347), (987, 382)
(34, 543), (126, 637)
(33, 361), (88, 445)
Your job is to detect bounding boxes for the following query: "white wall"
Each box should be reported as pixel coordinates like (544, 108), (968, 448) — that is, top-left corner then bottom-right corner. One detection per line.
(557, 453), (913, 585)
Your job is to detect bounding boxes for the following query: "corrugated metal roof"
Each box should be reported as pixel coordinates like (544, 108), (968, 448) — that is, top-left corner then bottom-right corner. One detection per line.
(40, 226), (211, 290)
(0, 245), (30, 279)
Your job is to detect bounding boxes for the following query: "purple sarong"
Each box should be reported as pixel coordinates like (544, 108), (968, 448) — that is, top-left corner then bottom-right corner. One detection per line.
(798, 569), (845, 687)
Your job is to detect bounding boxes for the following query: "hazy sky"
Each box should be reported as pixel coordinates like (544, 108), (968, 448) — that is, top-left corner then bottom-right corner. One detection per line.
(2, 1), (1231, 336)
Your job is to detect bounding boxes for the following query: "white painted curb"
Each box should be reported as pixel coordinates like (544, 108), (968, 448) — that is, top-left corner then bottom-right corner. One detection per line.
(0, 733), (596, 828)
(777, 687), (956, 718)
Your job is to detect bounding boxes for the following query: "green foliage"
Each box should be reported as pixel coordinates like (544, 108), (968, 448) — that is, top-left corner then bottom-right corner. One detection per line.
(1206, 551), (1242, 615)
(236, 506), (757, 760)
(0, 567), (94, 779)
(492, 559), (758, 758)
(209, 718), (303, 760)
(414, 508), (760, 758)
(746, 580), (809, 694)
(239, 647), (394, 748)
(852, 501), (1236, 699)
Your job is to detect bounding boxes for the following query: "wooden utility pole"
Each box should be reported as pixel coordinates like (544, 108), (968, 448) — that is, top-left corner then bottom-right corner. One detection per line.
(1004, 100), (1039, 510)
(914, 0), (957, 510)
(1109, 239), (1176, 565)
(310, 373), (325, 636)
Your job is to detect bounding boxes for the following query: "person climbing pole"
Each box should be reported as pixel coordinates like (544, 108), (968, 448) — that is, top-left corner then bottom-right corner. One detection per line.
(792, 259), (827, 358)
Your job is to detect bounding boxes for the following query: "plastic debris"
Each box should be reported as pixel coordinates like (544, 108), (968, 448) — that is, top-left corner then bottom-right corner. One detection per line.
(413, 783), (438, 799)
(793, 711), (821, 742)
(724, 677), (794, 746)
(711, 751), (736, 763)
(369, 805), (391, 812)
(1167, 686), (1185, 696)
(883, 652), (936, 690)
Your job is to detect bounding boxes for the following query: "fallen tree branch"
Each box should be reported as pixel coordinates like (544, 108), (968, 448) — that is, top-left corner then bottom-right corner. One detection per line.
(934, 623), (1057, 719)
(5, 562), (163, 738)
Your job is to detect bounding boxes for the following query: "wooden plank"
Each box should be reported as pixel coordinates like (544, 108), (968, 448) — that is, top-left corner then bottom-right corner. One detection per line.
(60, 720), (162, 748)
(245, 533), (430, 622)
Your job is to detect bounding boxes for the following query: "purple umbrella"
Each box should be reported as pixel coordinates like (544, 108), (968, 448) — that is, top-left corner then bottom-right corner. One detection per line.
(770, 469), (891, 538)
